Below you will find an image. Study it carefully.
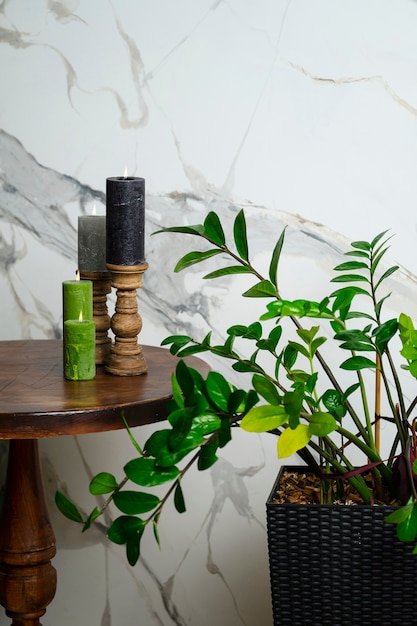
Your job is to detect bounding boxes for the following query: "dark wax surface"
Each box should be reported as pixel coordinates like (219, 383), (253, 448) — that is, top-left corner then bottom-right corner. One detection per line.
(106, 176), (145, 265)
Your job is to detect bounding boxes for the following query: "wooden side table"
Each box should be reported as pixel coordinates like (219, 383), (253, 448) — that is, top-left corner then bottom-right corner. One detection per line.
(0, 340), (208, 626)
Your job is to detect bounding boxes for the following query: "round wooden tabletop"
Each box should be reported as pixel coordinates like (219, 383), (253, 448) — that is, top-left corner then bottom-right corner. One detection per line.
(0, 340), (209, 439)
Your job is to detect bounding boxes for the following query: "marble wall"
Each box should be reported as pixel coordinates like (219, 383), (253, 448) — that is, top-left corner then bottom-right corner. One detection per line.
(2, 1), (417, 624)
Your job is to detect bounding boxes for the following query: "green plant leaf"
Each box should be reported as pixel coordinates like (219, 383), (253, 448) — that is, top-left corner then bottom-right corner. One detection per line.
(206, 371), (233, 411)
(331, 286), (367, 317)
(191, 413), (222, 436)
(204, 212), (225, 246)
(175, 360), (195, 398)
(204, 266), (252, 279)
(343, 383), (361, 398)
(252, 374), (281, 404)
(351, 240), (371, 251)
(245, 322), (263, 339)
(311, 336), (327, 355)
(257, 325), (282, 353)
(228, 389), (247, 413)
(344, 311), (375, 322)
(170, 372), (185, 408)
(146, 430), (204, 467)
(385, 502), (414, 524)
(232, 360), (257, 373)
(121, 413), (143, 455)
(371, 249), (387, 274)
(164, 431), (205, 463)
(127, 535), (141, 566)
(408, 361), (417, 377)
(176, 344), (210, 358)
(277, 424), (310, 458)
(269, 227), (286, 288)
(345, 250), (369, 258)
(338, 340), (374, 352)
(89, 472), (118, 495)
(228, 322), (262, 341)
(161, 335), (192, 355)
(198, 439), (219, 470)
(228, 324), (251, 337)
(169, 412), (199, 450)
(107, 516), (145, 566)
(308, 412), (337, 436)
(283, 344), (298, 369)
(124, 458), (180, 486)
(334, 328), (370, 341)
(233, 209), (249, 261)
(283, 389), (304, 420)
(174, 482), (186, 513)
(321, 389), (346, 420)
(218, 418), (232, 447)
(113, 491), (160, 515)
(297, 327), (320, 343)
(243, 280), (277, 298)
(397, 503), (417, 542)
(370, 230), (390, 248)
(240, 405), (288, 432)
(82, 507), (101, 532)
(333, 261), (368, 271)
(340, 356), (377, 370)
(331, 274), (369, 284)
(374, 265), (399, 291)
(152, 225), (205, 237)
(288, 340), (310, 359)
(330, 286), (369, 299)
(55, 491), (83, 523)
(245, 389), (260, 412)
(261, 299), (324, 320)
(287, 370), (311, 385)
(305, 372), (318, 395)
(107, 515), (145, 544)
(144, 429), (170, 457)
(375, 292), (392, 318)
(153, 518), (161, 548)
(174, 249), (222, 272)
(372, 318), (398, 354)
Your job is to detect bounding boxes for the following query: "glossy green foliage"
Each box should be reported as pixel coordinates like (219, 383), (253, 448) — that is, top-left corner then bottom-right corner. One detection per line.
(385, 500), (417, 543)
(56, 212), (417, 563)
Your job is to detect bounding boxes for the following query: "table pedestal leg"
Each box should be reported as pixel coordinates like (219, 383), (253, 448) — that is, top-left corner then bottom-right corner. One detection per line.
(0, 440), (57, 625)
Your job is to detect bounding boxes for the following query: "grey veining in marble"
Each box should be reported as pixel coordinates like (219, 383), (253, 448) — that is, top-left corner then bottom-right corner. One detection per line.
(2, 1), (417, 624)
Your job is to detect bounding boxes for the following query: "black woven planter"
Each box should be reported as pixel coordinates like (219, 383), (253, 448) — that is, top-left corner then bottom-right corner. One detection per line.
(266, 465), (416, 626)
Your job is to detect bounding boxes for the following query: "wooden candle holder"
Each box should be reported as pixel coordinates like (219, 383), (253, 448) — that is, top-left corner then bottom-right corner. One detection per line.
(105, 262), (148, 376)
(80, 270), (112, 365)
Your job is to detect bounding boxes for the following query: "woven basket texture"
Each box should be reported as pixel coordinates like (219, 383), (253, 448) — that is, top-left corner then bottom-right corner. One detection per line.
(267, 466), (415, 626)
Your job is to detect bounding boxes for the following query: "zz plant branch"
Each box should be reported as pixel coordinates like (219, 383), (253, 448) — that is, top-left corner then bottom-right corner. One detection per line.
(56, 210), (417, 564)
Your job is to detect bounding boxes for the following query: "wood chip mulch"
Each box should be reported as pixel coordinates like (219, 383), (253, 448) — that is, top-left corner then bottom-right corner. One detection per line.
(272, 469), (400, 506)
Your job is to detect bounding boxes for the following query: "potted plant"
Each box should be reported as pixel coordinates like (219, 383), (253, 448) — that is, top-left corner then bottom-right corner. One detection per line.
(56, 210), (417, 625)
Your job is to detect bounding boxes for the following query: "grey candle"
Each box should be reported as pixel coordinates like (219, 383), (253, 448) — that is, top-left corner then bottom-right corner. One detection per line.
(78, 215), (107, 272)
(106, 176), (145, 266)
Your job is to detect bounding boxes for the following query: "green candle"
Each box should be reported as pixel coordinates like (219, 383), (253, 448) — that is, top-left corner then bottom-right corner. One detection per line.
(62, 276), (93, 323)
(64, 319), (96, 380)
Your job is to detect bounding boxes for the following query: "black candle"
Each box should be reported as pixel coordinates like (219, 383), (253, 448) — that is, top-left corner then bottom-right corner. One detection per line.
(106, 176), (145, 266)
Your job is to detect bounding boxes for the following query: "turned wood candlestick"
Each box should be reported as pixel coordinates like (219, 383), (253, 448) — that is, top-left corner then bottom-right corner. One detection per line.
(79, 270), (112, 365)
(105, 262), (148, 376)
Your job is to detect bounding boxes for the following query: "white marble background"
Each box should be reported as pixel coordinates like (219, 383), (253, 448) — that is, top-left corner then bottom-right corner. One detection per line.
(1, 1), (417, 624)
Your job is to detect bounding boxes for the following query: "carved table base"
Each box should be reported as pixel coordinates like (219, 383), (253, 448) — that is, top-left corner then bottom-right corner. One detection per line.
(0, 341), (210, 623)
(0, 441), (56, 626)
